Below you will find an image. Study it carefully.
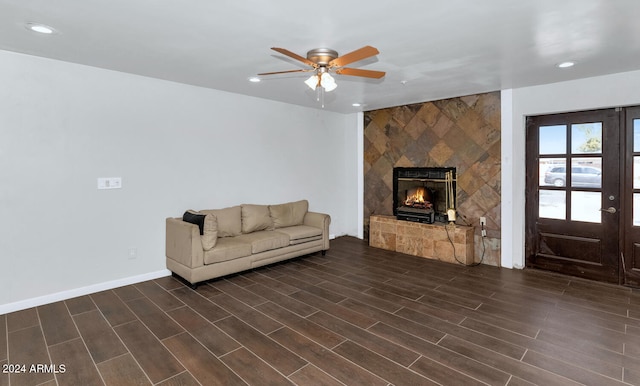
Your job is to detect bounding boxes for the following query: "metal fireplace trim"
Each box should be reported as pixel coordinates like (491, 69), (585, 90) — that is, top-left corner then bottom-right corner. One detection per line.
(393, 166), (456, 224)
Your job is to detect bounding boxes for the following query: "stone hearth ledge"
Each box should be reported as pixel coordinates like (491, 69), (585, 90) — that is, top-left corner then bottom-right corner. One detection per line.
(369, 215), (474, 265)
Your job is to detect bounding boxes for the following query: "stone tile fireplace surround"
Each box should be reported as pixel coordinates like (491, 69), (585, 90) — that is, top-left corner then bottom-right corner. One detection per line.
(364, 91), (501, 265)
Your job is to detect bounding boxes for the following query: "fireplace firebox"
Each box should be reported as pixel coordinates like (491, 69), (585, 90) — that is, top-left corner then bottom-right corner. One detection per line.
(393, 167), (456, 224)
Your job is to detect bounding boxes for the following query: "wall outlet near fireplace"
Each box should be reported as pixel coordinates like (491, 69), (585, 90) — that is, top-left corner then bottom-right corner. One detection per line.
(480, 217), (487, 237)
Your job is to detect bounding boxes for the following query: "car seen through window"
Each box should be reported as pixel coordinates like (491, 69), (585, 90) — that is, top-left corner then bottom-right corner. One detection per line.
(544, 166), (601, 188)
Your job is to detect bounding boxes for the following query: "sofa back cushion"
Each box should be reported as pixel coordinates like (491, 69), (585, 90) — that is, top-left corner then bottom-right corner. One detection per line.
(241, 204), (274, 233)
(201, 206), (241, 237)
(269, 200), (308, 228)
(182, 210), (218, 250)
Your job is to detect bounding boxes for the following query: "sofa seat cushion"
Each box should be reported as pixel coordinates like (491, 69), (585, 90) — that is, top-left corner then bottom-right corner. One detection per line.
(204, 237), (252, 265)
(276, 225), (322, 245)
(235, 231), (290, 254)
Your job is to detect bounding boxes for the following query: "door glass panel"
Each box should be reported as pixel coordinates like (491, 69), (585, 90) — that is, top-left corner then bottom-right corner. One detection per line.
(539, 190), (565, 219)
(571, 158), (602, 188)
(635, 193), (640, 226)
(540, 125), (566, 155)
(634, 119), (640, 152)
(572, 122), (602, 154)
(635, 156), (640, 190)
(571, 191), (601, 223)
(540, 158), (566, 187)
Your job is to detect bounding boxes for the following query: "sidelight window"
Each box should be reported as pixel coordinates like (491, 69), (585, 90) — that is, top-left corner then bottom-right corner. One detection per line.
(634, 119), (640, 226)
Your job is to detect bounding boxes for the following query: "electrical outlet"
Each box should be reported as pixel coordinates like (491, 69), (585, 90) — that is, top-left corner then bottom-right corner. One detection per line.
(480, 217), (487, 237)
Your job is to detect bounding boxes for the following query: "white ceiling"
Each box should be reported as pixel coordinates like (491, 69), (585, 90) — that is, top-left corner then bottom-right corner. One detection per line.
(2, 0), (640, 113)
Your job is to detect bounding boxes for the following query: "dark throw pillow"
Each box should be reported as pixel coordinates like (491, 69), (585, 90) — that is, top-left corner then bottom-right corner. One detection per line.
(183, 210), (206, 235)
(182, 210), (218, 250)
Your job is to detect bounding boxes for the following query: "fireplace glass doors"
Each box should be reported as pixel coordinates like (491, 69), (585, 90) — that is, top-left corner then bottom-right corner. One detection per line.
(393, 167), (456, 223)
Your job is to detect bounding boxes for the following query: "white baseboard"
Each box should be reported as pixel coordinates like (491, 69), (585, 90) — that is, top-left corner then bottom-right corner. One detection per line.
(0, 269), (172, 315)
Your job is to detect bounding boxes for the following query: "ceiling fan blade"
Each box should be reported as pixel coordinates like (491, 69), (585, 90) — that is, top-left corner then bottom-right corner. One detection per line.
(335, 67), (386, 79)
(271, 47), (317, 67)
(329, 46), (379, 68)
(258, 69), (312, 76)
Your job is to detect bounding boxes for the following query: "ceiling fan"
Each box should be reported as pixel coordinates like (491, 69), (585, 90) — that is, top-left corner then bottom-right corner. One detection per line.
(258, 46), (385, 93)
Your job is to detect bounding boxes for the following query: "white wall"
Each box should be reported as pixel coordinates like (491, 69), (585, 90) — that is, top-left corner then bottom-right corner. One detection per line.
(503, 69), (640, 269)
(0, 50), (359, 313)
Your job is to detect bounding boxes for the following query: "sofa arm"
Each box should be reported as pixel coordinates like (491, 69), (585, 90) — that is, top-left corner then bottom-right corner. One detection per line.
(165, 218), (204, 269)
(304, 211), (331, 250)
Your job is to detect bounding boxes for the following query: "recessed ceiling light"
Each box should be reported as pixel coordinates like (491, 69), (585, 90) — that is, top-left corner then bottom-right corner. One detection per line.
(25, 23), (56, 34)
(248, 77), (261, 83)
(352, 103), (363, 107)
(557, 61), (575, 68)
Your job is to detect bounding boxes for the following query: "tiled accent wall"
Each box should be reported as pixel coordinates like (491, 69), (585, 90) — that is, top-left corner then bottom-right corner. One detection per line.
(363, 91), (501, 266)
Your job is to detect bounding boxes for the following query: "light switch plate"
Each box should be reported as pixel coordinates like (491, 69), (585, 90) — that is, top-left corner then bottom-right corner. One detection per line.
(97, 177), (122, 190)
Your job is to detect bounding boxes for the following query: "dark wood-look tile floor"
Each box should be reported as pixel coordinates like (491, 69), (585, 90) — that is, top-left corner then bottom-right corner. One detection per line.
(3, 236), (640, 385)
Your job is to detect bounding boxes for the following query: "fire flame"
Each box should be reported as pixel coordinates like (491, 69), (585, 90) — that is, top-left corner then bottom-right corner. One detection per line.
(405, 187), (432, 209)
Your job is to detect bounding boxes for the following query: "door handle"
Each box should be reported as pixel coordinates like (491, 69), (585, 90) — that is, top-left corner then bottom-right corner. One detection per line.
(600, 207), (617, 214)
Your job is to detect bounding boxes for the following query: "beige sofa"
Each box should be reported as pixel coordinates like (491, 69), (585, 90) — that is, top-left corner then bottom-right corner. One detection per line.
(166, 200), (330, 287)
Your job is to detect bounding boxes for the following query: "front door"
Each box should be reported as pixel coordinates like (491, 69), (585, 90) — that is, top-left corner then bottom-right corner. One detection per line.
(623, 106), (640, 285)
(526, 109), (621, 283)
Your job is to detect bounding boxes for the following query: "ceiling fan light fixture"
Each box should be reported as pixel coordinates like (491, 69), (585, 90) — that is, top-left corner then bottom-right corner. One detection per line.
(305, 74), (319, 90)
(320, 72), (337, 92)
(305, 71), (337, 92)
